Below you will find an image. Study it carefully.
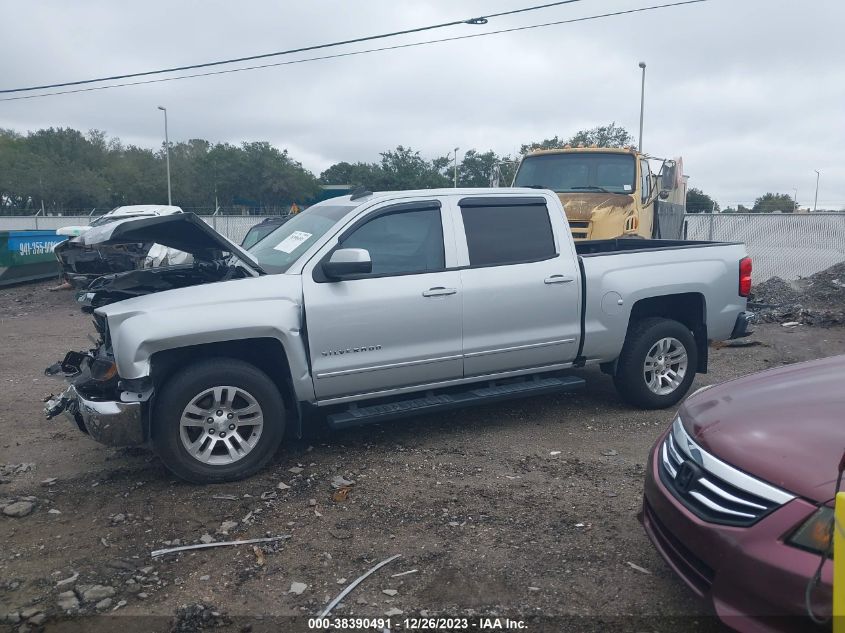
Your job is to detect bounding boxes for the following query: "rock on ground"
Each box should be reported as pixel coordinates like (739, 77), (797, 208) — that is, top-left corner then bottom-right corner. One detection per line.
(2, 500), (34, 517)
(82, 585), (115, 602)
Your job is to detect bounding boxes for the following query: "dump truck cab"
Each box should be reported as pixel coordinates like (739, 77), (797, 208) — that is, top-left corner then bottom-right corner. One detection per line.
(512, 146), (685, 240)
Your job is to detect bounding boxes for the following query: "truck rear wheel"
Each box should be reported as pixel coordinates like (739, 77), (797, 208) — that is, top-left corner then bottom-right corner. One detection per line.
(613, 317), (697, 409)
(152, 358), (285, 483)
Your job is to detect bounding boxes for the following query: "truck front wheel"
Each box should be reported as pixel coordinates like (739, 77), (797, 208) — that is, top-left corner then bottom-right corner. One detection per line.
(152, 358), (286, 483)
(613, 318), (697, 409)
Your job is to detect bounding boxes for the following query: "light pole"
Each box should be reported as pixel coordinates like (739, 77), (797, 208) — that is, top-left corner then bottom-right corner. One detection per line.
(452, 147), (460, 188)
(638, 61), (646, 153)
(813, 170), (820, 212)
(157, 106), (172, 206)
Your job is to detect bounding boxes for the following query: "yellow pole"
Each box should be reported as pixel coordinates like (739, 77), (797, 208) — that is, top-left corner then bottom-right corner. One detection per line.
(834, 492), (845, 632)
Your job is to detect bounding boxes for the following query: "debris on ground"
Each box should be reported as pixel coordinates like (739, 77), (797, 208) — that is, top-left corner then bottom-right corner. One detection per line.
(211, 494), (238, 501)
(171, 603), (230, 632)
(318, 554), (402, 618)
(626, 561), (652, 575)
(0, 463), (35, 479)
(252, 546), (265, 567)
(714, 339), (765, 348)
(289, 581), (307, 595)
(330, 475), (355, 489)
(332, 487), (352, 502)
(151, 535), (290, 558)
(55, 572), (79, 587)
(750, 262), (845, 325)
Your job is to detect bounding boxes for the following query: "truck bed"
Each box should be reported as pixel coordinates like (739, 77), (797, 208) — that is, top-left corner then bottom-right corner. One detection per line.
(575, 238), (740, 257)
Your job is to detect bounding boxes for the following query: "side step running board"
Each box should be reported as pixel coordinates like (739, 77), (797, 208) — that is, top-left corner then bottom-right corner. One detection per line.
(326, 374), (585, 430)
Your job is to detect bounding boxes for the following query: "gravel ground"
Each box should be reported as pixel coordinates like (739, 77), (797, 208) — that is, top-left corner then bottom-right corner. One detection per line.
(2, 281), (845, 633)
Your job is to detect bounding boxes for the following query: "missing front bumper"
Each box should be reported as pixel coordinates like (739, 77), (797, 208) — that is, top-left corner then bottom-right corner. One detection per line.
(44, 385), (146, 446)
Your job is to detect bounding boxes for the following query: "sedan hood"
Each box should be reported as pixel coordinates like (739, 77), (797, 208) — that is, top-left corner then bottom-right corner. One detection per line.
(680, 354), (845, 503)
(81, 213), (263, 273)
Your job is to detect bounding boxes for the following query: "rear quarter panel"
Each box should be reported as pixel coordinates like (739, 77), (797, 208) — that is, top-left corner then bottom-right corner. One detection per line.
(580, 243), (748, 362)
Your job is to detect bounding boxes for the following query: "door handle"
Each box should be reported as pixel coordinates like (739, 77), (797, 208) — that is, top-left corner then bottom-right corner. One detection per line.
(422, 287), (457, 297)
(544, 275), (575, 284)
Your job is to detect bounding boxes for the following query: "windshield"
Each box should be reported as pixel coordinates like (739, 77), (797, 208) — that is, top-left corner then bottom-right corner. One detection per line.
(248, 203), (356, 273)
(514, 153), (636, 194)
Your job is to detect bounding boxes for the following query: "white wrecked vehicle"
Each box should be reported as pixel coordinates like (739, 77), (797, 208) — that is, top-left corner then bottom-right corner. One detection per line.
(54, 205), (188, 287)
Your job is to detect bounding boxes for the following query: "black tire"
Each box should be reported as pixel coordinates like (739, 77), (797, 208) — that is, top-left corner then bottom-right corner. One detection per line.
(152, 358), (285, 483)
(613, 318), (698, 409)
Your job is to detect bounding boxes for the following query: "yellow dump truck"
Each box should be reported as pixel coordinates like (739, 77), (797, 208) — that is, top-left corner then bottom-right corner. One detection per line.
(512, 146), (687, 240)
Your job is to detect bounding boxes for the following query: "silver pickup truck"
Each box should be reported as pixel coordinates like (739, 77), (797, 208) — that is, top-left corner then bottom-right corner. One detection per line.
(44, 188), (752, 483)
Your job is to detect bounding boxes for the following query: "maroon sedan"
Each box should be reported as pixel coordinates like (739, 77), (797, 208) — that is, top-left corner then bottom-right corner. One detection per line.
(642, 354), (845, 632)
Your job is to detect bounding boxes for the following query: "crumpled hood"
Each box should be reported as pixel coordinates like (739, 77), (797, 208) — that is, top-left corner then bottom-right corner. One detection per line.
(81, 212), (262, 272)
(680, 354), (845, 503)
(557, 192), (635, 221)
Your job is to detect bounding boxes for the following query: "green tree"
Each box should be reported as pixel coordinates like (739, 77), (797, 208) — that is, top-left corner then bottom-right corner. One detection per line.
(567, 122), (634, 149)
(686, 187), (720, 213)
(752, 193), (795, 213)
(320, 146), (449, 191)
(455, 150), (516, 187)
(521, 122), (634, 154)
(0, 127), (320, 213)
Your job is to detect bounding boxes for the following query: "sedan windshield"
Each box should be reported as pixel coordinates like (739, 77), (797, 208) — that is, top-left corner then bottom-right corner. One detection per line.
(514, 152), (636, 194)
(248, 203), (356, 273)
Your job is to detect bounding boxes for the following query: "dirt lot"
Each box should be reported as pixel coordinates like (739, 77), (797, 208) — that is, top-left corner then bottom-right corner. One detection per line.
(2, 281), (845, 633)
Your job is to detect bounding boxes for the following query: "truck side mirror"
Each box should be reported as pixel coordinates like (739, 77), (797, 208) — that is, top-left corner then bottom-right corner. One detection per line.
(322, 248), (372, 280)
(661, 165), (676, 190)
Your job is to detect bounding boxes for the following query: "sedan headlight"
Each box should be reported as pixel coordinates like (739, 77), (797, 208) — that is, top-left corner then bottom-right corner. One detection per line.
(787, 507), (834, 557)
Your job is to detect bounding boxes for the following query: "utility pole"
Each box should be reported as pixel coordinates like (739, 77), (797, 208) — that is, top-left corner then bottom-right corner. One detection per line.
(638, 62), (646, 153)
(452, 147), (460, 188)
(157, 106), (172, 206)
(813, 170), (820, 212)
(793, 187), (798, 213)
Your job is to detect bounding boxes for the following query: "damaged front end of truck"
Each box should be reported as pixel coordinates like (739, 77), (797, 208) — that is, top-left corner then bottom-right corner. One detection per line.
(44, 312), (147, 445)
(43, 213), (265, 447)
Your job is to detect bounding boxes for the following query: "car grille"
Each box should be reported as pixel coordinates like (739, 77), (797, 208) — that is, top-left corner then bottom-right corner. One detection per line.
(568, 220), (591, 240)
(658, 417), (794, 527)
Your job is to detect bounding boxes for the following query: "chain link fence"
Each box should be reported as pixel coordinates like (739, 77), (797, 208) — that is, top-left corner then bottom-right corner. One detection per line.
(4, 213), (843, 283)
(684, 213), (845, 282)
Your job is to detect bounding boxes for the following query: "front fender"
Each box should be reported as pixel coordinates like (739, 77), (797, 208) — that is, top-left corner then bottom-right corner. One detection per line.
(99, 276), (314, 403)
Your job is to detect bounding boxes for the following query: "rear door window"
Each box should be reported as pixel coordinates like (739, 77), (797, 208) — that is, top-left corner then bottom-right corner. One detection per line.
(460, 203), (556, 267)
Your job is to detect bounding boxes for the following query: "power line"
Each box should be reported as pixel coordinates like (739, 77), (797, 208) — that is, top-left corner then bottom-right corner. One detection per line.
(0, 0), (589, 94)
(0, 0), (708, 103)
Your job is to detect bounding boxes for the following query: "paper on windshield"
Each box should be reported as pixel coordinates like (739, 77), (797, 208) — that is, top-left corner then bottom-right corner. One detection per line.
(273, 231), (312, 254)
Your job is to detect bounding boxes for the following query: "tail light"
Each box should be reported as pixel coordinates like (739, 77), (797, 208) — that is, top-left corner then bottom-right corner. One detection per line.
(739, 257), (752, 297)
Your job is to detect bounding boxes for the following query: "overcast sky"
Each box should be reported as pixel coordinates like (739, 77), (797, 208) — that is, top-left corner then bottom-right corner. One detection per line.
(2, 0), (843, 209)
